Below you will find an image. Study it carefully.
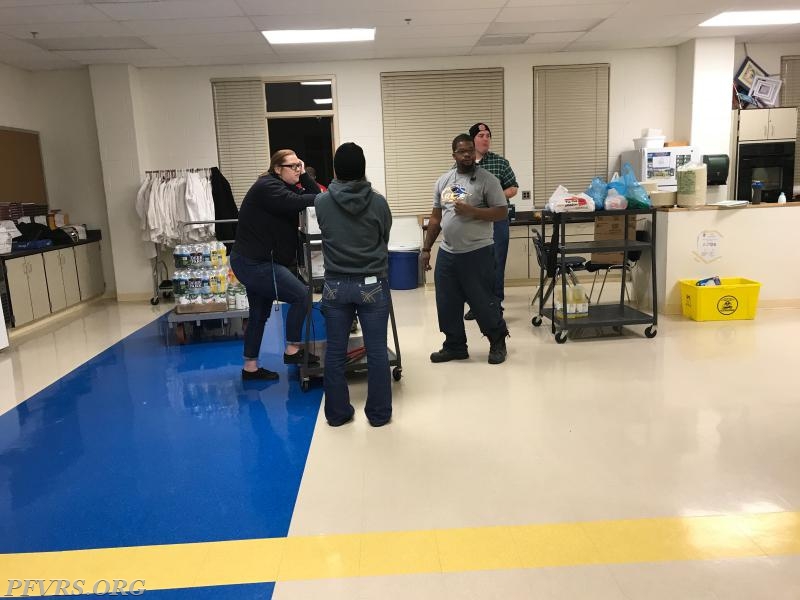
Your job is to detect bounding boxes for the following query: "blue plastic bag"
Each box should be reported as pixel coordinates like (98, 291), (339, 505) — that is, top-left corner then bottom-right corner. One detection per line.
(621, 162), (651, 209)
(585, 177), (608, 210)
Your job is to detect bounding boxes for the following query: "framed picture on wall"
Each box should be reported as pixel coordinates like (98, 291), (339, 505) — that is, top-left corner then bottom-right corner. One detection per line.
(750, 75), (782, 106)
(735, 56), (768, 91)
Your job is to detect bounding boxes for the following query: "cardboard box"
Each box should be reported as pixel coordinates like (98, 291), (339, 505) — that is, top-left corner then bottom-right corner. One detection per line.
(592, 216), (636, 264)
(174, 302), (228, 314)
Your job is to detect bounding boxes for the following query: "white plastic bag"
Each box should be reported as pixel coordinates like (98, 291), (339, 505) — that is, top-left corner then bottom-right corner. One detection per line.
(604, 189), (628, 210)
(547, 186), (596, 213)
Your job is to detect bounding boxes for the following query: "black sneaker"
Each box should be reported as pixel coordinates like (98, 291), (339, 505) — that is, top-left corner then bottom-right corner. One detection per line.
(430, 348), (469, 363)
(284, 348), (320, 365)
(464, 309), (476, 321)
(488, 334), (508, 365)
(242, 367), (279, 381)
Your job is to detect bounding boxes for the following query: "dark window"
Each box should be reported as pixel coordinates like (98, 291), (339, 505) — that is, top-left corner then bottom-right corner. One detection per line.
(265, 81), (332, 113)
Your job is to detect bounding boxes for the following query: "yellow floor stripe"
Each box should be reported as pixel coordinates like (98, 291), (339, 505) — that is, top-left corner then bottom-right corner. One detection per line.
(1, 511), (798, 596)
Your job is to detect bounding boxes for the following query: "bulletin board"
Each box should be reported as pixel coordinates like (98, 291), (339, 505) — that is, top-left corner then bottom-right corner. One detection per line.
(0, 127), (48, 204)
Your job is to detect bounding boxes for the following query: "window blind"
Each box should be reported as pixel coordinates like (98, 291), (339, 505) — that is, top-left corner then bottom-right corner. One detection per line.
(533, 64), (609, 205)
(211, 79), (269, 207)
(381, 68), (505, 216)
(780, 56), (800, 185)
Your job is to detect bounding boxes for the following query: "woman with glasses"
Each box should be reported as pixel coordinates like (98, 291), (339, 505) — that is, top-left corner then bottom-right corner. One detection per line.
(230, 149), (321, 381)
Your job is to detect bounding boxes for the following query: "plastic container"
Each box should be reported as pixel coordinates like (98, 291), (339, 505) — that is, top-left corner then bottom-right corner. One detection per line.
(751, 181), (763, 205)
(679, 278), (761, 321)
(677, 163), (707, 207)
(388, 244), (420, 290)
(634, 136), (666, 150)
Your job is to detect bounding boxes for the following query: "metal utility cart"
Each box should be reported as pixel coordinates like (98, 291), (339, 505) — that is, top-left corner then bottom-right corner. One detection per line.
(532, 208), (658, 343)
(297, 229), (403, 392)
(165, 219), (248, 344)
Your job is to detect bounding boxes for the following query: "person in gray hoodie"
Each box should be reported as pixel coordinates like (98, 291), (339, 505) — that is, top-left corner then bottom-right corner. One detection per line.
(315, 143), (393, 427)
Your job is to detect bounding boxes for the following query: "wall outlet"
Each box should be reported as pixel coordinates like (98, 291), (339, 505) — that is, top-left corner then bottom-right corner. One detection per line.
(522, 190), (531, 200)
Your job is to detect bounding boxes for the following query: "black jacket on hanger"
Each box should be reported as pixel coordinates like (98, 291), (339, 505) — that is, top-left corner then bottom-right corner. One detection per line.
(210, 167), (238, 245)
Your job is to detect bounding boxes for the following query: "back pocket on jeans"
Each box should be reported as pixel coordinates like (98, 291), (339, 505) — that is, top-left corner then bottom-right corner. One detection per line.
(322, 281), (339, 300)
(359, 281), (384, 304)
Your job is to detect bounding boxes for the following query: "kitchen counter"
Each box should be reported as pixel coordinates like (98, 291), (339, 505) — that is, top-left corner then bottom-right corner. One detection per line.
(0, 230), (102, 260)
(657, 203), (800, 212)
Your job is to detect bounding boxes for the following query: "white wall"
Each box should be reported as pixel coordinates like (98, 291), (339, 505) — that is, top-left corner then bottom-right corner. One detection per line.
(132, 47), (676, 256)
(734, 43), (800, 79)
(0, 63), (36, 130)
(1, 64), (114, 293)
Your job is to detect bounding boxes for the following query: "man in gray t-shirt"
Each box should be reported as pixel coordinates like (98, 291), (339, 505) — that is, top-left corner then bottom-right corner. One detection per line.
(421, 134), (510, 365)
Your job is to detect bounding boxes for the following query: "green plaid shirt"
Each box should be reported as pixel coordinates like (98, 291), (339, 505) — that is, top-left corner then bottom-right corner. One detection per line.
(476, 150), (518, 192)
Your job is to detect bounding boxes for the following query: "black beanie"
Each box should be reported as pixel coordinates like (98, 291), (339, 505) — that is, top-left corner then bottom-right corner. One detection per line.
(469, 122), (491, 139)
(334, 142), (366, 181)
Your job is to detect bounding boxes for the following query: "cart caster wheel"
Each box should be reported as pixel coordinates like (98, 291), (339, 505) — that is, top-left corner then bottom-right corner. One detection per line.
(300, 379), (310, 392)
(175, 323), (187, 345)
(150, 296), (160, 305)
(555, 331), (568, 344)
(532, 315), (543, 327)
(392, 367), (402, 382)
(645, 325), (658, 338)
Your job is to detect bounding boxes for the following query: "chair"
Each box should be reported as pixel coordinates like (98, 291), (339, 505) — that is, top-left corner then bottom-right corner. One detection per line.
(530, 228), (587, 307)
(585, 229), (650, 303)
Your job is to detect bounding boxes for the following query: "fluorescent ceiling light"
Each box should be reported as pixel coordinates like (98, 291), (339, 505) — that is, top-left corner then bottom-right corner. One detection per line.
(262, 29), (375, 44)
(313, 98), (333, 105)
(301, 81), (331, 86)
(700, 10), (800, 27)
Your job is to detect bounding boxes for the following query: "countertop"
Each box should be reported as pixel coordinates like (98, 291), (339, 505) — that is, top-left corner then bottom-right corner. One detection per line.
(657, 202), (800, 212)
(0, 230), (102, 260)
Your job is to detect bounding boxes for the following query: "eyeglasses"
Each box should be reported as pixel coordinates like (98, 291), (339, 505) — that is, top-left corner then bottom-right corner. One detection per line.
(280, 163), (302, 171)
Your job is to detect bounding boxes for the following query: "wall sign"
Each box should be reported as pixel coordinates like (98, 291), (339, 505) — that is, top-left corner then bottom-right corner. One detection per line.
(693, 230), (723, 263)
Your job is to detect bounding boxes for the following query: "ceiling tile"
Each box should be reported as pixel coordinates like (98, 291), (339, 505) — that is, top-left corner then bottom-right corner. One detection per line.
(0, 0), (83, 6)
(239, 0), (505, 14)
(92, 0), (243, 20)
(496, 4), (624, 23)
(32, 36), (151, 51)
(529, 31), (584, 43)
(377, 23), (488, 39)
(506, 0), (627, 5)
(123, 17), (255, 36)
(141, 31), (265, 47)
(0, 21), (133, 39)
(471, 42), (566, 54)
(591, 13), (708, 34)
(3, 55), (82, 70)
(178, 54), (279, 66)
(251, 8), (502, 30)
(377, 46), (476, 59)
(163, 42), (273, 58)
(0, 4), (110, 24)
(486, 19), (602, 34)
(373, 35), (480, 49)
(55, 47), (179, 65)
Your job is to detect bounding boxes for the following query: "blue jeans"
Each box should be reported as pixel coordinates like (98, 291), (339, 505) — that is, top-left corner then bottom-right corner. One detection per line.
(493, 217), (510, 302)
(322, 276), (391, 426)
(435, 245), (506, 353)
(230, 252), (310, 360)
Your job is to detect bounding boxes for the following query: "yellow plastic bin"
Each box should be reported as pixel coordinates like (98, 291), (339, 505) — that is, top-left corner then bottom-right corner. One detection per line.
(679, 278), (761, 321)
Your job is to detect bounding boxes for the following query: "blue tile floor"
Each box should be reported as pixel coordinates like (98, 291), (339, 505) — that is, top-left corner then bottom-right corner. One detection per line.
(0, 310), (323, 560)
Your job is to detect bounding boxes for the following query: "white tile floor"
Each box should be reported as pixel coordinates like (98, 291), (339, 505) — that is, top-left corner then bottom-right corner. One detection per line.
(2, 287), (799, 598)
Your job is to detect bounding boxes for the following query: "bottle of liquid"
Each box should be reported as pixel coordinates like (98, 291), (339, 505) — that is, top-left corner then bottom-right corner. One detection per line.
(751, 181), (764, 205)
(778, 192), (787, 204)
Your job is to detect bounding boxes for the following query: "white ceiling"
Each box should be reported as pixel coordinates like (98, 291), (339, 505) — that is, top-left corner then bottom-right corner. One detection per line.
(0, 0), (798, 71)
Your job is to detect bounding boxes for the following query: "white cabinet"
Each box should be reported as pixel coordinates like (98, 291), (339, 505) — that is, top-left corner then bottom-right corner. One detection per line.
(738, 108), (798, 141)
(74, 242), (104, 300)
(43, 248), (80, 312)
(506, 234), (530, 280)
(6, 254), (50, 326)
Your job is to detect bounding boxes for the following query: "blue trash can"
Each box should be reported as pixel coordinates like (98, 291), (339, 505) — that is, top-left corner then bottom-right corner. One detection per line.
(388, 244), (420, 290)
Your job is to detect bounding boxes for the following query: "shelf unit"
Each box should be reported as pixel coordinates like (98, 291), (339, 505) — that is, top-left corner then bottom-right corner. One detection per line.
(532, 208), (658, 343)
(298, 230), (402, 392)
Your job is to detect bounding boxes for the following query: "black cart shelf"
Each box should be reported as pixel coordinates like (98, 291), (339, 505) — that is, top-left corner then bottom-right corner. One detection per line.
(297, 230), (403, 392)
(532, 208), (658, 343)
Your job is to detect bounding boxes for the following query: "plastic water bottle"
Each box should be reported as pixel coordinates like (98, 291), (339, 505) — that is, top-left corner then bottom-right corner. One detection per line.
(201, 243), (212, 269)
(778, 192), (787, 204)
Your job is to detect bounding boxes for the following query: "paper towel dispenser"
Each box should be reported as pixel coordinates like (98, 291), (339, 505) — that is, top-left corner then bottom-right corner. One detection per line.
(702, 154), (729, 185)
